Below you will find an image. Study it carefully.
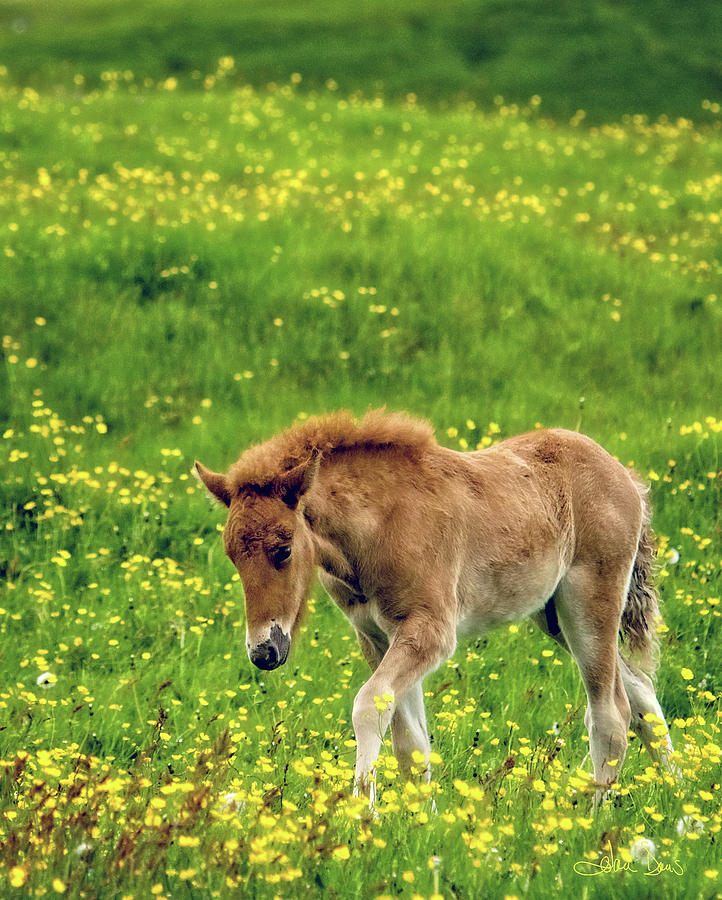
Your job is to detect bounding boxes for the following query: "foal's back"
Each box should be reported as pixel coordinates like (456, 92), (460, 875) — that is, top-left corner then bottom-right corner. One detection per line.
(489, 427), (645, 554)
(446, 428), (644, 632)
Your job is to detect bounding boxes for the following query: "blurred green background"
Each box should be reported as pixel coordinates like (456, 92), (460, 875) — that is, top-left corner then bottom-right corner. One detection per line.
(1, 0), (721, 121)
(2, 0), (721, 465)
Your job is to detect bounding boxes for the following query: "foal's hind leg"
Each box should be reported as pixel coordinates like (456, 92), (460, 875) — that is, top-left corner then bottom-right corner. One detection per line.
(533, 608), (679, 777)
(553, 565), (632, 803)
(617, 653), (678, 774)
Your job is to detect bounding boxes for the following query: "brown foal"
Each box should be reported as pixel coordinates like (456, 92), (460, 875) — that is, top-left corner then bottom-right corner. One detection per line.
(195, 410), (676, 805)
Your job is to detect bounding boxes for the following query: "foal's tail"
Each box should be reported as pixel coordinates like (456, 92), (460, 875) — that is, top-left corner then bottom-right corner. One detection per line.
(620, 474), (661, 678)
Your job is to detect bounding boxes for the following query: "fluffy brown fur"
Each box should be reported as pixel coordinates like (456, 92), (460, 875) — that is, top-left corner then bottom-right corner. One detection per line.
(195, 409), (676, 805)
(227, 409), (435, 493)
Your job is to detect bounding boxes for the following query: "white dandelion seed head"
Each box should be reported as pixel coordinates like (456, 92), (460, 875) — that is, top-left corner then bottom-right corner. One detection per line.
(75, 841), (93, 859)
(676, 816), (704, 835)
(630, 838), (656, 862)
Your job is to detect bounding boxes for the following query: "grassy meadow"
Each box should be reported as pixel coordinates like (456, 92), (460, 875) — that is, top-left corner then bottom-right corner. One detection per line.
(1, 2), (722, 898)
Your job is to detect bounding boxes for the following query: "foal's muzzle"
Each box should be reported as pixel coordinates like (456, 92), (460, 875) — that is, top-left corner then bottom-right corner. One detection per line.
(249, 624), (290, 671)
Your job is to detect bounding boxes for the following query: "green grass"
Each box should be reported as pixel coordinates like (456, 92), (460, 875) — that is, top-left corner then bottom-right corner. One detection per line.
(0, 0), (721, 121)
(1, 7), (721, 899)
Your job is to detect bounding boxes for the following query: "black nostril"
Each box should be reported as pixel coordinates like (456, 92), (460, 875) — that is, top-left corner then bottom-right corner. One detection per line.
(249, 627), (290, 671)
(270, 623), (290, 664)
(250, 639), (281, 671)
(265, 643), (278, 667)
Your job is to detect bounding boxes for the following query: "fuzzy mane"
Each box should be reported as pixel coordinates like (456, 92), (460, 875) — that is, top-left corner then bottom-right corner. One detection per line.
(228, 409), (436, 491)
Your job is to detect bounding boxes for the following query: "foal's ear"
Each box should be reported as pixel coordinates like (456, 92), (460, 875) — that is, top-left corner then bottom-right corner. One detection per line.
(193, 461), (232, 507)
(278, 449), (322, 508)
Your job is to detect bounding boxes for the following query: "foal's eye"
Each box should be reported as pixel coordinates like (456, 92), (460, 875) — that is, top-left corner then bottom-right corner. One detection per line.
(270, 545), (291, 568)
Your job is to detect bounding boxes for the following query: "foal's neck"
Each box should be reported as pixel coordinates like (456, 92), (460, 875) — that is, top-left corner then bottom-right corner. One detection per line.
(305, 448), (401, 579)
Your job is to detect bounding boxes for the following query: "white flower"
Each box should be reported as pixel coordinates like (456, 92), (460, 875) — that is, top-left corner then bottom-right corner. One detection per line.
(630, 838), (656, 862)
(75, 841), (93, 859)
(676, 816), (704, 835)
(36, 672), (57, 688)
(219, 792), (245, 814)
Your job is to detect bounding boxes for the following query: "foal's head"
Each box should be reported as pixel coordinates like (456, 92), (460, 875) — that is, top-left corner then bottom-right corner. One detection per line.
(194, 453), (320, 671)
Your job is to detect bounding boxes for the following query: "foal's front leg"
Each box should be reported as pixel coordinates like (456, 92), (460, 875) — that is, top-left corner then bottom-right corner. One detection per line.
(357, 631), (431, 780)
(390, 681), (432, 781)
(352, 614), (455, 803)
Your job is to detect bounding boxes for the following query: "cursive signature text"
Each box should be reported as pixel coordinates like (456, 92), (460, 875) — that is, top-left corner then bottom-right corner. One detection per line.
(574, 846), (684, 877)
